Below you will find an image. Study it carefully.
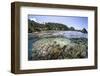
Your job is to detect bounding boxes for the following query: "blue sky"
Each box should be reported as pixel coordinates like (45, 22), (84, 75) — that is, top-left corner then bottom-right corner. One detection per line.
(28, 15), (88, 30)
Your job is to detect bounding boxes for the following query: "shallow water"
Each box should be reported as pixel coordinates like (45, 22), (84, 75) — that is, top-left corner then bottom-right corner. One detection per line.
(52, 31), (87, 38)
(28, 31), (88, 60)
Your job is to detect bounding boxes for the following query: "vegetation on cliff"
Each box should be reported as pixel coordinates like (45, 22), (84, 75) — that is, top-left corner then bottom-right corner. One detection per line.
(28, 19), (88, 33)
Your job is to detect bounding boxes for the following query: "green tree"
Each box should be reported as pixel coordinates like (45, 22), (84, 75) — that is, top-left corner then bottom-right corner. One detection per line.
(70, 27), (75, 31)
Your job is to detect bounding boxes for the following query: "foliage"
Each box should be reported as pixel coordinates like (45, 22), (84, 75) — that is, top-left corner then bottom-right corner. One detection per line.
(28, 19), (88, 33)
(69, 27), (75, 31)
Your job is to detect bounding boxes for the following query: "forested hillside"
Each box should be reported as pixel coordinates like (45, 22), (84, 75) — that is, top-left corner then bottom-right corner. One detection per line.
(28, 19), (87, 33)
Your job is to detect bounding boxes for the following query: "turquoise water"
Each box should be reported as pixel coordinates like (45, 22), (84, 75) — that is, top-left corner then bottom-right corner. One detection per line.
(28, 36), (39, 60)
(28, 31), (88, 60)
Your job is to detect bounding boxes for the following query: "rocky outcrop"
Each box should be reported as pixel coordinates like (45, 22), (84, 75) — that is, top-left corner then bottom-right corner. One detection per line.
(81, 28), (88, 33)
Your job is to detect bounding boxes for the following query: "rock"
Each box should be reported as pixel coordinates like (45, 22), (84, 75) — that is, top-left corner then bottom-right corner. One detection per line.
(81, 28), (88, 33)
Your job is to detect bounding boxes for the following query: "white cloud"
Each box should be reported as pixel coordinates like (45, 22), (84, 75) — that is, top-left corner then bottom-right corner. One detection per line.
(30, 18), (38, 22)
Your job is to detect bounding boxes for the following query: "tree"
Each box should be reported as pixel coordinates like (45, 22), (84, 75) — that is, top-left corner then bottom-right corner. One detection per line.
(70, 27), (75, 31)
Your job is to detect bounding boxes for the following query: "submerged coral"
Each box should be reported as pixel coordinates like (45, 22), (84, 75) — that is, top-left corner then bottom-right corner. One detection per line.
(31, 37), (88, 60)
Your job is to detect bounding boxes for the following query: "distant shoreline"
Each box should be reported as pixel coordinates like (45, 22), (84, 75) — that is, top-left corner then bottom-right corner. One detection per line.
(28, 30), (88, 39)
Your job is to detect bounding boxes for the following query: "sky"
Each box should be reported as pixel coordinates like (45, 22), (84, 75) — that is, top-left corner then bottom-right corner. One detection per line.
(28, 15), (88, 30)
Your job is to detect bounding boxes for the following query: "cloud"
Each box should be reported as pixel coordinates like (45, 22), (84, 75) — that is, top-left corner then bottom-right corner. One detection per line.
(30, 18), (38, 22)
